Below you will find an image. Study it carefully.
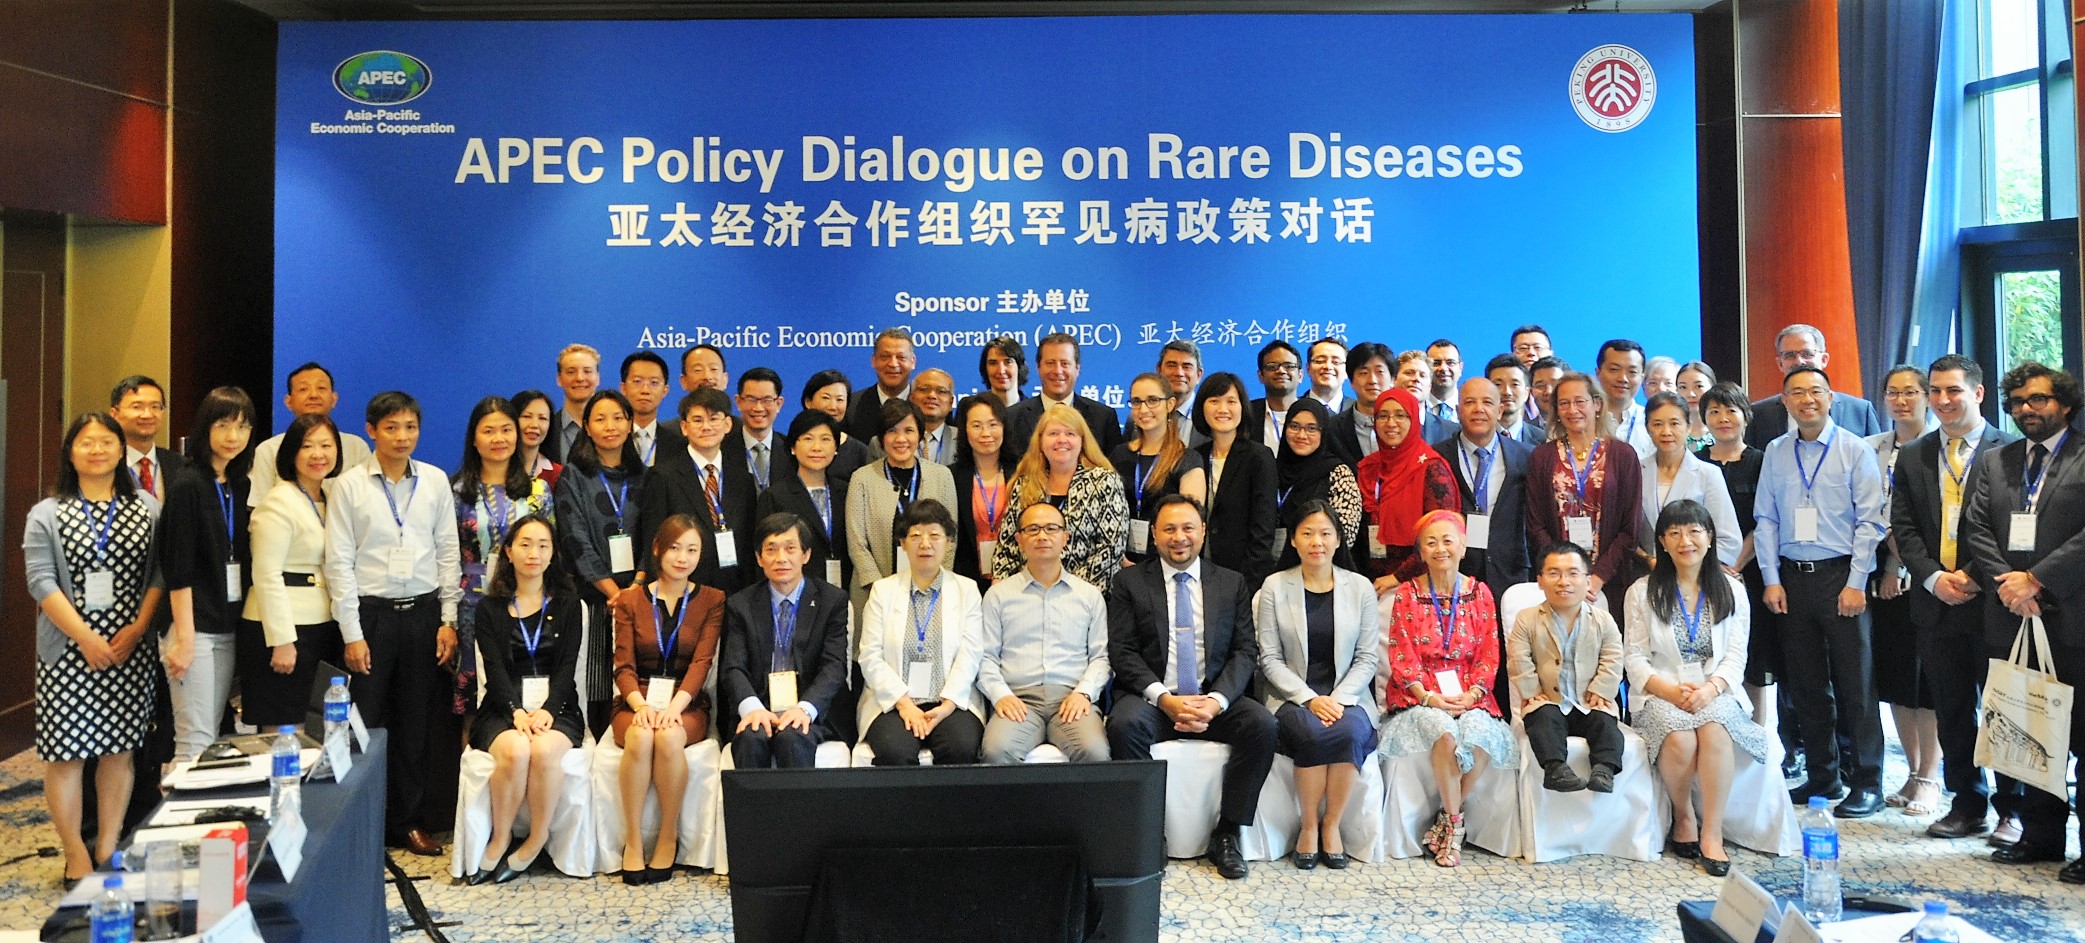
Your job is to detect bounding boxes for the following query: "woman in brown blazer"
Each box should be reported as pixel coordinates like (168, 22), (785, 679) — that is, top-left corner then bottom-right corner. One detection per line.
(610, 513), (725, 885)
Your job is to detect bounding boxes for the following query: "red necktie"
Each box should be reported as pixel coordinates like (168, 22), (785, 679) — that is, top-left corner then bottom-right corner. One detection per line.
(137, 456), (155, 497)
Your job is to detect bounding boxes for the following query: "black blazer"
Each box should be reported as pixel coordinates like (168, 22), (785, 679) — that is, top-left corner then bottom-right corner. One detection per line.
(1960, 420), (2085, 646)
(1106, 559), (1258, 707)
(847, 386), (904, 444)
(653, 422), (689, 469)
(1745, 392), (1886, 450)
(718, 576), (851, 739)
(1244, 397), (1280, 452)
(636, 450), (760, 591)
(1195, 439), (1278, 590)
(721, 427), (795, 493)
(159, 464), (251, 631)
(753, 473), (848, 590)
(1004, 394), (1125, 459)
(1325, 406), (1363, 466)
(1892, 424), (2017, 629)
(945, 457), (1004, 588)
(1432, 432), (1534, 596)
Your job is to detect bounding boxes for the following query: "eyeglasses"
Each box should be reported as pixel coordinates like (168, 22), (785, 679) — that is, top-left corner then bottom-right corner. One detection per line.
(1287, 423), (1321, 436)
(1432, 359), (1461, 369)
(1017, 523), (1067, 537)
(1260, 362), (1301, 374)
(2005, 392), (2057, 411)
(1883, 389), (1924, 400)
(1128, 396), (1172, 409)
(623, 377), (666, 390)
(123, 402), (167, 413)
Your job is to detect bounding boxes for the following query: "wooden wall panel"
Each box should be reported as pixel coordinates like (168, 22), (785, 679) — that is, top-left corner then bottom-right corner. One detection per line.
(0, 0), (168, 104)
(0, 67), (167, 224)
(1, 212), (70, 712)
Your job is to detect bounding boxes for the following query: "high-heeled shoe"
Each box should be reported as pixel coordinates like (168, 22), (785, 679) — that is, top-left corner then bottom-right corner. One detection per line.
(466, 865), (496, 886)
(620, 848), (649, 885)
(1434, 813), (1466, 868)
(1422, 810), (1449, 854)
(1701, 853), (1731, 877)
(647, 865), (676, 884)
(492, 853), (526, 885)
(1291, 850), (1320, 870)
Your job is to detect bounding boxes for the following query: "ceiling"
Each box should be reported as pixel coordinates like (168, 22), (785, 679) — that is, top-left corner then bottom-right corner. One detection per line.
(231, 0), (1719, 21)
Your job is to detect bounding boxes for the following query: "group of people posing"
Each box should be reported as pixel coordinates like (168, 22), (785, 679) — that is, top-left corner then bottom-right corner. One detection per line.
(26, 319), (2085, 886)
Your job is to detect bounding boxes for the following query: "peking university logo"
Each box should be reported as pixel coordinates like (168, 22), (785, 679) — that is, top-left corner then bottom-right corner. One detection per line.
(1569, 45), (1656, 133)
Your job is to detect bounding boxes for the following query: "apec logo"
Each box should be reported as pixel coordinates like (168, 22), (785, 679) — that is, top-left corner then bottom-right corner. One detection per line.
(333, 51), (431, 105)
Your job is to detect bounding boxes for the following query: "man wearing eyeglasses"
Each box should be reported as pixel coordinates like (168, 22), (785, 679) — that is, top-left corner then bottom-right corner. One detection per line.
(1246, 340), (1302, 451)
(976, 502), (1113, 765)
(1509, 324), (1554, 426)
(910, 368), (960, 465)
(1744, 324), (1886, 449)
(720, 367), (790, 492)
(619, 351), (673, 467)
(1960, 361), (2085, 882)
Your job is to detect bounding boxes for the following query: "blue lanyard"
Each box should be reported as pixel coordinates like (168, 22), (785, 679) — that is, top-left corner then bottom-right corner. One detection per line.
(1677, 586), (1707, 646)
(83, 497), (119, 568)
(1942, 433), (1980, 490)
(379, 470), (418, 530)
(1428, 574), (1463, 650)
(976, 475), (1002, 533)
(298, 484), (325, 523)
(640, 430), (657, 465)
(912, 586), (941, 657)
(813, 486), (833, 540)
(652, 586), (690, 664)
(214, 482), (237, 561)
(747, 441), (770, 490)
(598, 473), (629, 531)
(1133, 455), (1154, 514)
(1563, 439), (1604, 508)
(1620, 408), (1640, 445)
(481, 484), (512, 550)
(1793, 426), (1836, 497)
(2024, 431), (2068, 511)
(885, 461), (920, 511)
(1462, 441), (1494, 513)
(514, 597), (550, 672)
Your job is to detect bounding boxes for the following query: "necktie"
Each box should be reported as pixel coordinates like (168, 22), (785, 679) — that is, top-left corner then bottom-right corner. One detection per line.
(637, 428), (653, 464)
(703, 464), (724, 529)
(1173, 571), (1200, 696)
(1940, 436), (1965, 570)
(752, 443), (770, 489)
(911, 587), (945, 695)
(773, 598), (796, 672)
(137, 456), (155, 497)
(2026, 443), (2049, 509)
(1471, 444), (1494, 513)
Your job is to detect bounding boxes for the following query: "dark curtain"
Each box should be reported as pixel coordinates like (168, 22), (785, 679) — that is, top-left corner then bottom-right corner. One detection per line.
(1839, 0), (1947, 390)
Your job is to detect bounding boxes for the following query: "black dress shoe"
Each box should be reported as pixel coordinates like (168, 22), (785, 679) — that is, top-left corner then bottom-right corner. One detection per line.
(1926, 809), (1993, 839)
(1290, 850), (1319, 870)
(620, 868), (647, 886)
(1543, 764), (1587, 792)
(466, 866), (495, 886)
(1207, 830), (1248, 880)
(1993, 842), (2066, 864)
(492, 856), (525, 885)
(2059, 858), (2085, 885)
(1702, 854), (1731, 877)
(1834, 788), (1884, 818)
(1585, 766), (1616, 794)
(1321, 851), (1350, 870)
(1788, 781), (1849, 805)
(1669, 839), (1700, 859)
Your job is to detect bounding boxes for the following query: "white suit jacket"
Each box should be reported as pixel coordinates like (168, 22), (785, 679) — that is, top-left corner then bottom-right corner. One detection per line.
(856, 569), (984, 736)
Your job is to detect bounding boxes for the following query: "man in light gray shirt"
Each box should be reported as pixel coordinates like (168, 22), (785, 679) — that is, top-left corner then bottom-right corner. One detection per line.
(977, 501), (1111, 764)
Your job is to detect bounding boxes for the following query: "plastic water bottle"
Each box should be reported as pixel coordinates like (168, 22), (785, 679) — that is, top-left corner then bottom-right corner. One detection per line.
(269, 724), (302, 820)
(1912, 901), (1959, 942)
(142, 841), (181, 940)
(88, 874), (133, 943)
(1800, 796), (1841, 924)
(323, 675), (352, 746)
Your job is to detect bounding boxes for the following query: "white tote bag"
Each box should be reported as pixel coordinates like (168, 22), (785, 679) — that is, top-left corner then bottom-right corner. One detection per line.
(1976, 615), (2075, 798)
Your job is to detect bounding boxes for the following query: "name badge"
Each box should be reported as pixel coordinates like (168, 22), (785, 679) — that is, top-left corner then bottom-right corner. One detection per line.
(607, 534), (635, 573)
(824, 558), (842, 586)
(520, 675), (549, 713)
(1129, 519), (1151, 554)
(1273, 528), (1287, 555)
(645, 676), (674, 712)
(1943, 506), (1962, 544)
(1434, 669), (1464, 698)
(768, 670), (799, 712)
(1465, 513), (1492, 550)
(715, 530), (739, 569)
(386, 546), (414, 582)
(977, 539), (996, 573)
(83, 571), (116, 611)
(2010, 513), (2038, 552)
(1367, 532), (1388, 559)
(907, 661), (933, 701)
(1565, 516), (1594, 547)
(485, 550), (501, 582)
(1678, 663), (1707, 687)
(1793, 507), (1820, 543)
(225, 563), (244, 603)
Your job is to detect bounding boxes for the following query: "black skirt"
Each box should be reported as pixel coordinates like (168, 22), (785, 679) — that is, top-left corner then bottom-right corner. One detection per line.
(237, 618), (344, 728)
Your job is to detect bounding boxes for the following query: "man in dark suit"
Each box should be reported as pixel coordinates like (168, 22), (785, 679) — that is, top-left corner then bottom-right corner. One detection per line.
(637, 388), (758, 591)
(110, 375), (186, 503)
(1960, 361), (2085, 881)
(1245, 340), (1302, 452)
(1004, 332), (1125, 456)
(719, 512), (852, 769)
(846, 327), (917, 444)
(1326, 342), (1397, 466)
(1745, 323), (1885, 449)
(1434, 378), (1533, 599)
(718, 367), (791, 492)
(1484, 354), (1547, 446)
(1106, 495), (1278, 880)
(1893, 354), (2021, 843)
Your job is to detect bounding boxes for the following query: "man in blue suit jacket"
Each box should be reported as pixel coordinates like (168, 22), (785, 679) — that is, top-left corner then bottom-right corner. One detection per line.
(720, 512), (852, 769)
(1744, 323), (1885, 448)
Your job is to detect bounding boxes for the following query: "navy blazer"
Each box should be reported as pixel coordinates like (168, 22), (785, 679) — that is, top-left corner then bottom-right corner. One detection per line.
(1745, 391), (1885, 450)
(1106, 558), (1259, 707)
(1195, 439), (1279, 590)
(717, 576), (851, 740)
(1960, 418), (2085, 646)
(636, 448), (760, 591)
(1433, 432), (1535, 595)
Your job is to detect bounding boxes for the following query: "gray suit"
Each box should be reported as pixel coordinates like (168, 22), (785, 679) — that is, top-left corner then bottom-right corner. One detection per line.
(843, 461), (959, 618)
(1253, 567), (1382, 726)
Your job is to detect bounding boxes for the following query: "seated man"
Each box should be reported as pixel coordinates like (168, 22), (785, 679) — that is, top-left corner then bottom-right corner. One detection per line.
(720, 512), (851, 769)
(1105, 495), (1278, 880)
(1507, 542), (1626, 793)
(978, 501), (1112, 765)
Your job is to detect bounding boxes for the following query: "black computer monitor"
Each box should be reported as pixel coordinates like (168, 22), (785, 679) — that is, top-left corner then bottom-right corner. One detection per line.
(722, 760), (1166, 943)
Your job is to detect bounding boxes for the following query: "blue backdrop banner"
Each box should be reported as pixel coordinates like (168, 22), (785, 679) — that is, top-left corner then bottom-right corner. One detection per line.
(277, 14), (1698, 436)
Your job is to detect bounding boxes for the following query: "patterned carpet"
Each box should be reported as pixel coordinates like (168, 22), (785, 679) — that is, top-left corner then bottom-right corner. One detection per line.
(0, 739), (2077, 943)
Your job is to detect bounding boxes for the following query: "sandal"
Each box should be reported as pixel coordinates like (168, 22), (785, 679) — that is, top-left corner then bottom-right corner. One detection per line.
(1902, 776), (1944, 817)
(1433, 812), (1465, 868)
(1422, 810), (1449, 854)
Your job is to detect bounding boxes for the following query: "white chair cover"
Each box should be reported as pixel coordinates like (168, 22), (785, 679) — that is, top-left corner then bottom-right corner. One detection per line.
(588, 736), (724, 873)
(1148, 740), (1286, 860)
(1024, 744), (1069, 763)
(709, 737), (855, 877)
(1244, 754), (1387, 863)
(1511, 720), (1664, 862)
(1660, 732), (1800, 856)
(449, 745), (596, 878)
(1377, 748), (1519, 860)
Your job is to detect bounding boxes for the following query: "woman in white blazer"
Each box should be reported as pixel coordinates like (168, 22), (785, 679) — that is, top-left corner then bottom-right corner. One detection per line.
(1623, 499), (1770, 877)
(239, 414), (344, 727)
(856, 499), (984, 765)
(847, 399), (959, 621)
(1639, 392), (1742, 568)
(1254, 499), (1381, 870)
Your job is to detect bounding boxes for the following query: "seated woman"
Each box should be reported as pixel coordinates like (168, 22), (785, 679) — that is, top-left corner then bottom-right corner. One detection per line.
(1111, 372), (1207, 564)
(465, 514), (584, 885)
(1254, 500), (1380, 870)
(1623, 499), (1768, 877)
(1377, 510), (1517, 868)
(610, 514), (725, 885)
(857, 500), (986, 765)
(1356, 388), (1461, 592)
